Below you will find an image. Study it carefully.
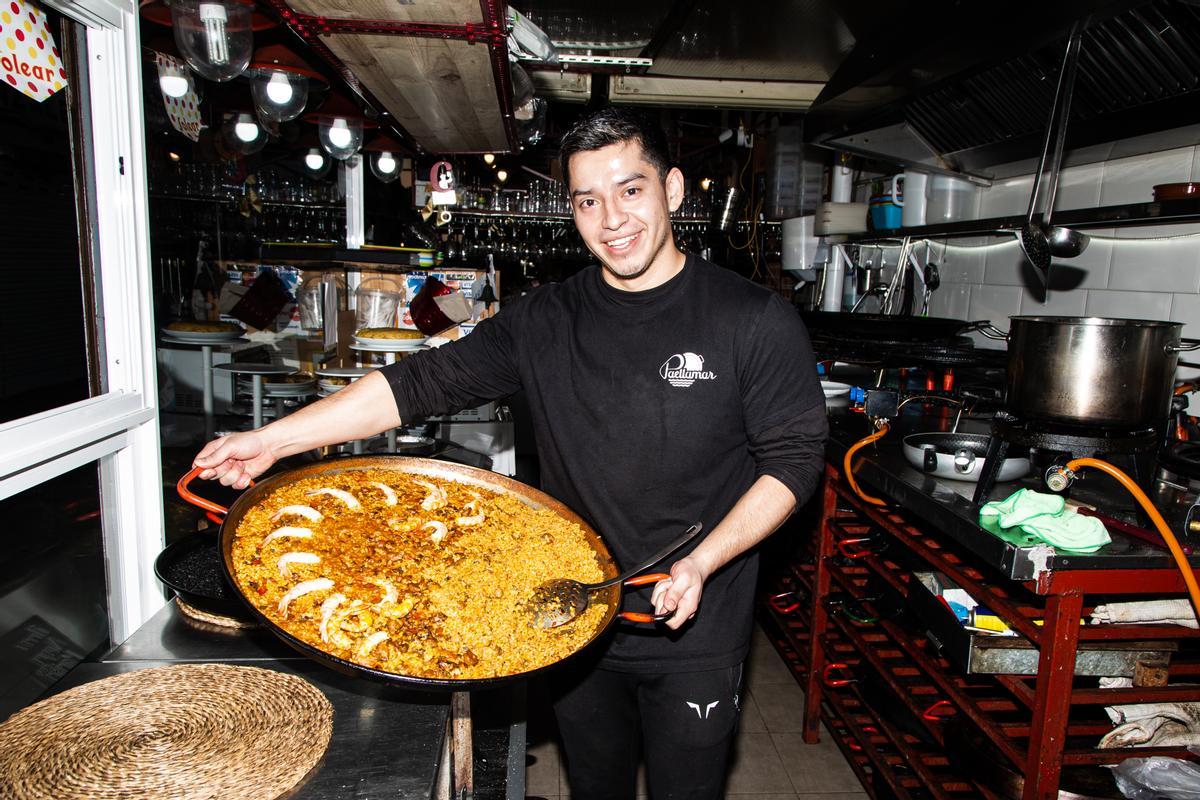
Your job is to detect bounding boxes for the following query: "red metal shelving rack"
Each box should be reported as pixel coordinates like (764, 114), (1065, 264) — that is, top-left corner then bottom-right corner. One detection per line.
(763, 462), (1200, 800)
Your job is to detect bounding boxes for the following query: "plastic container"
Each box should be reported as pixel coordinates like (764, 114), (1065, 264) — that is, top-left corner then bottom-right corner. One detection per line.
(765, 125), (825, 220)
(354, 277), (403, 331)
(926, 176), (978, 223)
(869, 194), (903, 230)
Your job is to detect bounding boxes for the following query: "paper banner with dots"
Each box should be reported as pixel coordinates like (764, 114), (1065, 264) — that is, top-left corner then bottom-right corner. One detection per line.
(0, 0), (63, 102)
(154, 52), (203, 142)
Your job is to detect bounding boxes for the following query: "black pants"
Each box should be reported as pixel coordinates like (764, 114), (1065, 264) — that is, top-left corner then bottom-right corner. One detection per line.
(552, 663), (743, 800)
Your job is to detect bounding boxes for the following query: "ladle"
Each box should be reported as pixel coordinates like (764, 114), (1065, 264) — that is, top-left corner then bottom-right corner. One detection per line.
(1020, 22), (1088, 285)
(528, 522), (704, 629)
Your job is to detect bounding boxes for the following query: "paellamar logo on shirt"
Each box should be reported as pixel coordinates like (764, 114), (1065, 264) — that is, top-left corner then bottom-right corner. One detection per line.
(659, 352), (717, 388)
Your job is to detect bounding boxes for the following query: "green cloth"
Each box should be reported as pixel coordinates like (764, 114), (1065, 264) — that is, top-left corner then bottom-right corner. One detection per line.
(979, 488), (1112, 553)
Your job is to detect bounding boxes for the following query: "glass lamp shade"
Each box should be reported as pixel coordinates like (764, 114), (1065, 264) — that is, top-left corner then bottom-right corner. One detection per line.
(168, 0), (254, 82)
(317, 117), (363, 160)
(369, 151), (400, 183)
(301, 147), (332, 178)
(158, 60), (194, 98)
(223, 112), (268, 154)
(249, 68), (309, 122)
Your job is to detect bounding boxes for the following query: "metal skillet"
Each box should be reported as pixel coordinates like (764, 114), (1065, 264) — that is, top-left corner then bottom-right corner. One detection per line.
(178, 456), (681, 691)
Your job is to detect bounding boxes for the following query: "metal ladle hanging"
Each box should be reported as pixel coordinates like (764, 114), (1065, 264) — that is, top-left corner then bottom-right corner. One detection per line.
(1020, 21), (1089, 288)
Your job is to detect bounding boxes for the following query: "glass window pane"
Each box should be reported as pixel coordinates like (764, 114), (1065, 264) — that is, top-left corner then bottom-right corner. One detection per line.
(0, 463), (107, 718)
(0, 8), (93, 422)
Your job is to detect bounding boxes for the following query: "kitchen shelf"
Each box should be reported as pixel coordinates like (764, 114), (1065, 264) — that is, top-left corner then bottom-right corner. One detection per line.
(833, 196), (1200, 245)
(768, 454), (1200, 800)
(150, 193), (344, 210)
(451, 209), (751, 225)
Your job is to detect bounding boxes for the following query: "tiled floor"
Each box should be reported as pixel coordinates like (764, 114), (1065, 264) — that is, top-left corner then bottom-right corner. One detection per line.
(525, 623), (867, 800)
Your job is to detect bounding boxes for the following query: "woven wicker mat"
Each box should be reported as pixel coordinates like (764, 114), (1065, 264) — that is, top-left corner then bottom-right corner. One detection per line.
(0, 663), (333, 800)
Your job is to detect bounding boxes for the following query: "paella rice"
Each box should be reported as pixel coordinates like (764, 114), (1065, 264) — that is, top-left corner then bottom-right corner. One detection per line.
(231, 468), (610, 680)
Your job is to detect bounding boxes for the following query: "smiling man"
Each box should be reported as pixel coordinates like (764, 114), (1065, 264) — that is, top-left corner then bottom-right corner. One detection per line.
(192, 106), (828, 800)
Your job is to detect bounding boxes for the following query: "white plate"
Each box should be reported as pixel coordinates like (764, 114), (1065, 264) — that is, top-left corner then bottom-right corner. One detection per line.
(350, 341), (429, 353)
(821, 380), (852, 398)
(161, 328), (244, 343)
(353, 334), (427, 348)
(315, 367), (371, 378)
(317, 381), (347, 394)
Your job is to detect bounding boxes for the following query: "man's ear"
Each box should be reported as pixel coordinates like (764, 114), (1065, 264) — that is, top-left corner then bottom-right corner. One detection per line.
(665, 167), (685, 213)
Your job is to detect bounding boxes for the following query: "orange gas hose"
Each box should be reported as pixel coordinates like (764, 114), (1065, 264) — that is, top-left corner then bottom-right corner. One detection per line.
(844, 423), (890, 506)
(1063, 457), (1200, 620)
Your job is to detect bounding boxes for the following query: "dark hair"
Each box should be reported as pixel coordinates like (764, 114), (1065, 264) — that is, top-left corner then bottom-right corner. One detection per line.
(558, 106), (671, 185)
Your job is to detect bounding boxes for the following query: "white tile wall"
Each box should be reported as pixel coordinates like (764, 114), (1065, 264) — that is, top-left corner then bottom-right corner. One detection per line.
(942, 144), (1200, 381)
(935, 239), (987, 284)
(981, 237), (1027, 286)
(1098, 147), (1194, 206)
(1020, 285), (1087, 316)
(967, 284), (1023, 327)
(1052, 162), (1103, 212)
(1108, 225), (1200, 293)
(979, 175), (1034, 218)
(928, 281), (971, 319)
(1084, 289), (1174, 320)
(1171, 293), (1200, 336)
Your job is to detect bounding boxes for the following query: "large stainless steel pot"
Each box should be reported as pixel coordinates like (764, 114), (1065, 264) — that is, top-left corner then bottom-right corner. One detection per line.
(981, 316), (1200, 429)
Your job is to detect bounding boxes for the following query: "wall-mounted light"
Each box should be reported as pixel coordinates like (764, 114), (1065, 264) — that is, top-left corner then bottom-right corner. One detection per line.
(483, 153), (495, 165)
(168, 151), (182, 162)
(699, 177), (713, 191)
(247, 44), (324, 123)
(496, 169), (508, 184)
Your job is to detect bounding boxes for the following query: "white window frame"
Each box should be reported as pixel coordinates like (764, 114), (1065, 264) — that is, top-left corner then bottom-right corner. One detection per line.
(2, 0), (164, 644)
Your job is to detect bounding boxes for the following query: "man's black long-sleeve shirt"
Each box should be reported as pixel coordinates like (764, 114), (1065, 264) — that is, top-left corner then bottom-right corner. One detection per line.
(381, 255), (828, 672)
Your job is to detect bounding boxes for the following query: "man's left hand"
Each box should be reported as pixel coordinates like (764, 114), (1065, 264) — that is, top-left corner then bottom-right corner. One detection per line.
(651, 556), (709, 630)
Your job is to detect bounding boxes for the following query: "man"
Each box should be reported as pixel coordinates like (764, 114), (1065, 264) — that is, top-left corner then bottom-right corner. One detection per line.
(194, 106), (828, 799)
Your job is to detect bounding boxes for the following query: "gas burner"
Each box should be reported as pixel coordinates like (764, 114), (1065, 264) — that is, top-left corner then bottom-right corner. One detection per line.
(811, 335), (1006, 369)
(1160, 440), (1200, 483)
(972, 412), (1161, 505)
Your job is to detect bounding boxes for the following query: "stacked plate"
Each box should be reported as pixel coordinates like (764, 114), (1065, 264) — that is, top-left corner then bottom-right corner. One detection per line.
(351, 331), (428, 352)
(160, 327), (245, 345)
(263, 375), (317, 397)
(315, 367), (370, 397)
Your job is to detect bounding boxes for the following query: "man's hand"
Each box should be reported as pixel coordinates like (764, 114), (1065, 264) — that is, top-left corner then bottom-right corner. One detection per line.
(193, 430), (278, 489)
(650, 555), (711, 630)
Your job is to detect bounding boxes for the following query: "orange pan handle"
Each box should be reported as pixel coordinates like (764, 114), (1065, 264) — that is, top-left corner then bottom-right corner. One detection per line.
(619, 573), (673, 624)
(620, 611), (672, 624)
(177, 466), (253, 519)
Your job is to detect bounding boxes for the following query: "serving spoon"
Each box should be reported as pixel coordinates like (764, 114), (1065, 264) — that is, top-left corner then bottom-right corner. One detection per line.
(528, 522), (704, 629)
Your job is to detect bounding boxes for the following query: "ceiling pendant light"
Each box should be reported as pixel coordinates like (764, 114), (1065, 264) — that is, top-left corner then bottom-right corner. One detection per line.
(304, 93), (375, 161)
(165, 0), (256, 82)
(222, 111), (269, 154)
(158, 59), (193, 98)
(364, 135), (406, 183)
(247, 44), (325, 123)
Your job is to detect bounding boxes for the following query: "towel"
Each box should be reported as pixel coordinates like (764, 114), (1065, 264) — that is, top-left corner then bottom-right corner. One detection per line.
(1092, 600), (1199, 630)
(979, 488), (1112, 553)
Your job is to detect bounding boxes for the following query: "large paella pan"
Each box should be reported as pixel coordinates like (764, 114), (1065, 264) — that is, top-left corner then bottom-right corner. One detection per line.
(178, 456), (659, 691)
